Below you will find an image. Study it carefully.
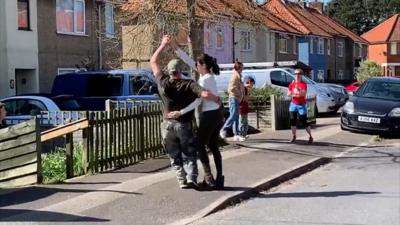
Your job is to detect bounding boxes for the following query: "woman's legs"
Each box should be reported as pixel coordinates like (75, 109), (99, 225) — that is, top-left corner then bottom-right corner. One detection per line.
(221, 97), (240, 137)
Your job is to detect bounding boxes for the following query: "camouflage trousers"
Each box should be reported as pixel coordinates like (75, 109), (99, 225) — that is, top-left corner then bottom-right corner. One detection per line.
(161, 120), (198, 183)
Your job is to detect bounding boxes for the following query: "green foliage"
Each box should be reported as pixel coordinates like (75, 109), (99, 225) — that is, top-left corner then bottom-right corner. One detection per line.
(250, 86), (283, 102)
(41, 143), (84, 184)
(356, 60), (382, 82)
(326, 0), (400, 35)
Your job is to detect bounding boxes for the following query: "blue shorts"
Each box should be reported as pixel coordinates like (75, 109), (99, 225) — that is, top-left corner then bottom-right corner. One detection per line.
(289, 103), (307, 116)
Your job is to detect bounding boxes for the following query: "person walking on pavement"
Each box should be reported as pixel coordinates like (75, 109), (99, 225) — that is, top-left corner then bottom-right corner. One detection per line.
(0, 102), (7, 129)
(288, 69), (313, 144)
(150, 35), (219, 189)
(220, 61), (245, 142)
(168, 54), (225, 190)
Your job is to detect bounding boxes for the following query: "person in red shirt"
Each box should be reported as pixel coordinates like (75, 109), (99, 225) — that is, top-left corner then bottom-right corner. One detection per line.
(288, 69), (313, 144)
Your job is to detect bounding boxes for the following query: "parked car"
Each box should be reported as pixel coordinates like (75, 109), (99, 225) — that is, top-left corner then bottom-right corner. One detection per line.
(341, 77), (400, 134)
(52, 69), (160, 110)
(345, 81), (362, 95)
(1, 95), (82, 126)
(216, 67), (341, 114)
(284, 68), (348, 112)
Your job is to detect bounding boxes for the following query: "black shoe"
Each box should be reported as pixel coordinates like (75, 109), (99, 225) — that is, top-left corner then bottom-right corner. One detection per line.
(186, 180), (198, 190)
(308, 136), (314, 144)
(215, 175), (225, 190)
(290, 135), (296, 143)
(204, 174), (216, 188)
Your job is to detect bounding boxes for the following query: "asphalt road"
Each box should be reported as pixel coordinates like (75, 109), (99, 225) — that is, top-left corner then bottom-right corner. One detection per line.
(192, 139), (400, 225)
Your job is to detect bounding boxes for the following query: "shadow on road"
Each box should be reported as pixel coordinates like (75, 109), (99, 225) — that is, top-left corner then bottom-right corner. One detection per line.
(0, 209), (109, 222)
(257, 191), (380, 198)
(0, 186), (141, 208)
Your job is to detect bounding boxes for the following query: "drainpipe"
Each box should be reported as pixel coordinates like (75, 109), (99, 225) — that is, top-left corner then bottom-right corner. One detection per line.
(95, 0), (103, 70)
(232, 25), (235, 62)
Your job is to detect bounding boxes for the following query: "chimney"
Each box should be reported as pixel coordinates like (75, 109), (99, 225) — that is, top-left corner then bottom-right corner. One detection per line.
(309, 0), (324, 13)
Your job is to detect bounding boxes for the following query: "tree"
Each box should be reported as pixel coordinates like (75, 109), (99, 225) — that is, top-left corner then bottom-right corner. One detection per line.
(356, 60), (382, 82)
(326, 0), (400, 35)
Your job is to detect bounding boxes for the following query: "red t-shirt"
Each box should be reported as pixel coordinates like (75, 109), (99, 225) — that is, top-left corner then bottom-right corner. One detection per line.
(288, 81), (307, 105)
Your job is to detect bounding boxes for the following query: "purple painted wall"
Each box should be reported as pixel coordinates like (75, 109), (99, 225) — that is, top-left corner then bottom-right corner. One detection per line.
(203, 21), (233, 64)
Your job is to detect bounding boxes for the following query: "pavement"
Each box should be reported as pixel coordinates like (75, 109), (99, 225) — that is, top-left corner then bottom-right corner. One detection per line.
(0, 115), (377, 225)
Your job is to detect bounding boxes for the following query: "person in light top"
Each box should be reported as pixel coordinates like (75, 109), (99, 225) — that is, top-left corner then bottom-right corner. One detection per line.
(288, 69), (313, 144)
(168, 54), (225, 190)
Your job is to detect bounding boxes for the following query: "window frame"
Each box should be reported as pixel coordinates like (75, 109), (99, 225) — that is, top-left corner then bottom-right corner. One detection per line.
(204, 24), (212, 49)
(310, 37), (314, 54)
(338, 42), (344, 57)
(17, 0), (30, 31)
(318, 38), (324, 55)
(390, 42), (397, 55)
(105, 3), (115, 38)
(56, 0), (86, 36)
(240, 30), (251, 51)
(338, 70), (344, 80)
(268, 32), (274, 53)
(215, 26), (224, 50)
(279, 35), (288, 54)
(327, 39), (331, 55)
(293, 36), (297, 55)
(358, 43), (363, 58)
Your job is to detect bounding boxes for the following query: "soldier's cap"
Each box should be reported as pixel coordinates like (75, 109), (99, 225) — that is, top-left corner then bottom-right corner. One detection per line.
(167, 59), (184, 75)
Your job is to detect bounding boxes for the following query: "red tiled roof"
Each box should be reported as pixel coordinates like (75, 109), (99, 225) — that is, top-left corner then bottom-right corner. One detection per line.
(362, 14), (400, 43)
(284, 3), (331, 37)
(264, 0), (367, 43)
(264, 0), (310, 34)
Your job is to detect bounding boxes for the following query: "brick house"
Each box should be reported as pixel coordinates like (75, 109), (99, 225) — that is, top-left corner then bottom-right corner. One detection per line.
(362, 14), (400, 76)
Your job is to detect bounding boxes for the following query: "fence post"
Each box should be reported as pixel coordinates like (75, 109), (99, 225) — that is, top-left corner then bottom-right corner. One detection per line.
(256, 100), (260, 129)
(35, 117), (43, 184)
(270, 95), (277, 131)
(65, 133), (74, 178)
(82, 127), (89, 174)
(139, 106), (145, 161)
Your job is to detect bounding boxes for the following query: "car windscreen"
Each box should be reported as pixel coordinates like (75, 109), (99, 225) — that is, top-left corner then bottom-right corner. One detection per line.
(87, 74), (123, 96)
(55, 99), (81, 110)
(356, 80), (400, 101)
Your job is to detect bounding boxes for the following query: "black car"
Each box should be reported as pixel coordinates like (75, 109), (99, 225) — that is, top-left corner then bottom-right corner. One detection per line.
(341, 77), (400, 135)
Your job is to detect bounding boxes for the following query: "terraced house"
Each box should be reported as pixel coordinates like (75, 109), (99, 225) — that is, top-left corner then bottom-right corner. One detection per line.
(263, 0), (368, 83)
(0, 0), (122, 98)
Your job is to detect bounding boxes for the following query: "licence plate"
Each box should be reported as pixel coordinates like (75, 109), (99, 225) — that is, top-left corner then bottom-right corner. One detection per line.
(358, 116), (380, 124)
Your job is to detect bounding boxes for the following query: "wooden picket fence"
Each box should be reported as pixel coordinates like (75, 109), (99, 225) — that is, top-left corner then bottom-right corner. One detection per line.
(85, 102), (164, 173)
(0, 119), (42, 187)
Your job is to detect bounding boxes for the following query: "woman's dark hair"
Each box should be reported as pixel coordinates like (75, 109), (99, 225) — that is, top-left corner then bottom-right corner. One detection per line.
(234, 60), (243, 71)
(197, 54), (220, 75)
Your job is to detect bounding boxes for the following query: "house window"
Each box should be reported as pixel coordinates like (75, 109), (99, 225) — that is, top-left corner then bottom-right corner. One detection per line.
(391, 42), (397, 55)
(327, 39), (331, 55)
(338, 42), (344, 57)
(338, 70), (344, 80)
(310, 37), (314, 54)
(318, 38), (324, 55)
(317, 70), (324, 82)
(17, 0), (30, 30)
(56, 0), (85, 35)
(358, 44), (363, 58)
(204, 24), (211, 48)
(216, 26), (224, 49)
(279, 35), (288, 53)
(268, 32), (274, 53)
(293, 36), (297, 54)
(240, 30), (251, 51)
(105, 3), (114, 37)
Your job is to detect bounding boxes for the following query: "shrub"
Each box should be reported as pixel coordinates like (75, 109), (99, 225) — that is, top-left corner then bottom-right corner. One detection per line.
(41, 143), (84, 184)
(250, 86), (283, 102)
(356, 60), (382, 82)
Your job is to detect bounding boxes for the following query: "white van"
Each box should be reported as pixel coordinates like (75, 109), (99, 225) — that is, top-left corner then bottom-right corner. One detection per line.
(216, 68), (317, 99)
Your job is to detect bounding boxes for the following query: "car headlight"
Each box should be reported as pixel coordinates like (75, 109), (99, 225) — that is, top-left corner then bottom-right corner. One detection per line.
(343, 101), (354, 113)
(389, 108), (400, 117)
